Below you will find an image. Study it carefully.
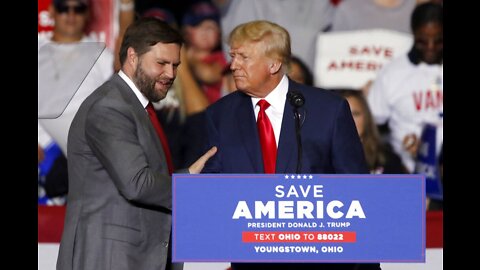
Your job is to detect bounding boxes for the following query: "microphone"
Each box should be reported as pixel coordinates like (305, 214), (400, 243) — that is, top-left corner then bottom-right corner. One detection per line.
(287, 90), (305, 174)
(287, 90), (305, 108)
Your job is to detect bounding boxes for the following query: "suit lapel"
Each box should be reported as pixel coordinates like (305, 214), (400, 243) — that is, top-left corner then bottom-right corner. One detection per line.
(112, 75), (164, 163)
(276, 84), (297, 173)
(235, 94), (263, 173)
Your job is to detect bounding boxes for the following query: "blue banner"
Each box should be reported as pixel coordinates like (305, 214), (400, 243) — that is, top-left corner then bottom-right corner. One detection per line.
(415, 123), (443, 200)
(173, 174), (425, 263)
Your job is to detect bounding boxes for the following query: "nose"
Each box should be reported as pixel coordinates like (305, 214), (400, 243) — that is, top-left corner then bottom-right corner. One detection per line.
(230, 57), (239, 71)
(426, 39), (436, 50)
(164, 64), (175, 79)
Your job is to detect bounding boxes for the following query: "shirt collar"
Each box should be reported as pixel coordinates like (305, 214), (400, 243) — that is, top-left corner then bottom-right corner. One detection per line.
(251, 75), (289, 111)
(118, 70), (149, 109)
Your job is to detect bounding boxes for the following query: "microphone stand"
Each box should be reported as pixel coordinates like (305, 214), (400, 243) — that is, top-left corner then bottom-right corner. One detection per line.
(287, 90), (305, 174)
(293, 108), (302, 174)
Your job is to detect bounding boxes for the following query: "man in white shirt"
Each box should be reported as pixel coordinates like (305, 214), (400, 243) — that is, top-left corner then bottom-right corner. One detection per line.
(38, 0), (114, 157)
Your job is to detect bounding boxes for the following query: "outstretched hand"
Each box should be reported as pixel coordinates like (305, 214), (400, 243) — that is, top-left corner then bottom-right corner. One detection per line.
(188, 146), (217, 174)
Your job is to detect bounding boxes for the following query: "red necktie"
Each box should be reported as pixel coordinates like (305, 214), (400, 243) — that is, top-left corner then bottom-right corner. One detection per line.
(146, 102), (174, 175)
(257, 99), (277, 173)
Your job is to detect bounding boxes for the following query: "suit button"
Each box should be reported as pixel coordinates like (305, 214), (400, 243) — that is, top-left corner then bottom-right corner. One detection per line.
(163, 241), (169, 247)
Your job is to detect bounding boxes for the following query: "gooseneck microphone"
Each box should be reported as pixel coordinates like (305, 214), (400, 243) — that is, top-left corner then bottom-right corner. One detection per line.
(287, 91), (305, 108)
(287, 90), (305, 174)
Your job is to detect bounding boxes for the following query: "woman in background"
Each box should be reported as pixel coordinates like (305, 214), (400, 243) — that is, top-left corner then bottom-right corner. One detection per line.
(336, 89), (407, 174)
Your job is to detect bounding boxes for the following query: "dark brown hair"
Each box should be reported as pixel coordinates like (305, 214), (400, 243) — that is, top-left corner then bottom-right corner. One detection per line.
(119, 17), (184, 65)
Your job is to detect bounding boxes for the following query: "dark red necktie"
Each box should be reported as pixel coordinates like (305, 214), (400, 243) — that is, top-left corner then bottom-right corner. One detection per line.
(257, 99), (277, 174)
(146, 102), (174, 175)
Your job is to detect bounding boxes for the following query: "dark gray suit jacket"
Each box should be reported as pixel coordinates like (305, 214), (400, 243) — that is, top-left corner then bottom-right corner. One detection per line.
(57, 74), (184, 270)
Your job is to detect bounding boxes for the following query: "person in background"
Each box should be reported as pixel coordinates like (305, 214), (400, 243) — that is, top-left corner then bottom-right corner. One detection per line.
(202, 20), (380, 270)
(287, 55), (314, 86)
(38, 124), (68, 205)
(56, 17), (216, 270)
(220, 62), (237, 96)
(142, 6), (213, 169)
(331, 0), (417, 34)
(181, 1), (228, 104)
(38, 0), (114, 203)
(38, 0), (114, 156)
(214, 0), (336, 72)
(428, 143), (443, 210)
(330, 0), (419, 98)
(335, 89), (407, 174)
(367, 2), (443, 174)
(114, 0), (136, 71)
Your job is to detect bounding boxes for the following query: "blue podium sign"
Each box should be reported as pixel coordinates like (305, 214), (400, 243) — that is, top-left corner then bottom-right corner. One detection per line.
(172, 174), (425, 263)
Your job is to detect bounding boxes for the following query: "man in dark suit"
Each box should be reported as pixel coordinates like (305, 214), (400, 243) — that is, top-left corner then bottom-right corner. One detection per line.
(56, 18), (216, 270)
(202, 20), (380, 270)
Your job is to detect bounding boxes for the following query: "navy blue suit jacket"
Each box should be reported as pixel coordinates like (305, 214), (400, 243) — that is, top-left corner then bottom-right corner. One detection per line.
(202, 79), (368, 175)
(202, 80), (380, 269)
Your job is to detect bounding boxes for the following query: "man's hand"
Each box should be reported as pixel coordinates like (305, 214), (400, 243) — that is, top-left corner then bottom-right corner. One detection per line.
(188, 146), (217, 174)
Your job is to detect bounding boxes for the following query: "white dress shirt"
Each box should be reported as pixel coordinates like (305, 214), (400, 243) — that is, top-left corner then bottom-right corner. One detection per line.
(251, 75), (289, 147)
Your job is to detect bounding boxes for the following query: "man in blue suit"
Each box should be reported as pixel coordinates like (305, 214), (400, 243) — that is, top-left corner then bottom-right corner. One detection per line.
(202, 20), (381, 270)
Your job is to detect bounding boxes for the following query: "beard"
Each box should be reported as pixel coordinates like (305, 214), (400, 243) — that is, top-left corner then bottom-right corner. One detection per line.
(133, 62), (171, 103)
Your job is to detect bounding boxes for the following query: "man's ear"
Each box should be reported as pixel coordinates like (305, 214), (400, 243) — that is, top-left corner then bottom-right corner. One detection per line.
(124, 47), (139, 73)
(269, 61), (282, 74)
(127, 47), (137, 65)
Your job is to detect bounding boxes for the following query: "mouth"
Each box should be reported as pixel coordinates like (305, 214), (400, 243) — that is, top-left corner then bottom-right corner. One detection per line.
(156, 80), (172, 88)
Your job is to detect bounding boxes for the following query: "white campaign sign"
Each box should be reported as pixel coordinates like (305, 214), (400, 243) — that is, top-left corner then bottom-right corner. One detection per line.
(314, 29), (413, 89)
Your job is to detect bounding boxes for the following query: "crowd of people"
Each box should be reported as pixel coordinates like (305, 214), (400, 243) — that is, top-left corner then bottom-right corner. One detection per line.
(38, 0), (443, 269)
